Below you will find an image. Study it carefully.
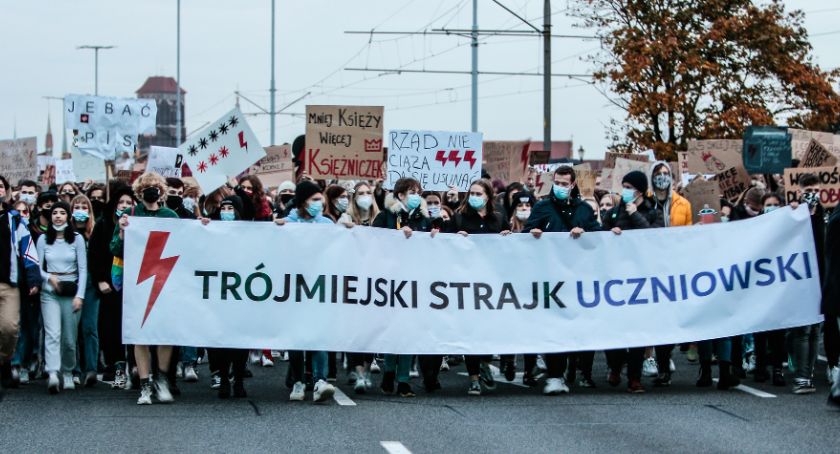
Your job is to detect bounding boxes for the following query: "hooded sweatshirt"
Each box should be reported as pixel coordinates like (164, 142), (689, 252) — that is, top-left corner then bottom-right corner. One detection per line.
(648, 160), (692, 227)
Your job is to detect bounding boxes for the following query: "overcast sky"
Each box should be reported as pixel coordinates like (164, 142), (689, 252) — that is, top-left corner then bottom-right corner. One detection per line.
(2, 0), (839, 159)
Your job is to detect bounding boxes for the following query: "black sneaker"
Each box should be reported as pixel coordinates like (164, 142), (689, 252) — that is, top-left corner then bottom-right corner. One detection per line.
(218, 378), (231, 399)
(479, 363), (496, 390)
(233, 381), (247, 398)
(397, 382), (416, 397)
(653, 373), (671, 387)
(772, 368), (786, 387)
(754, 367), (769, 383)
(522, 373), (538, 387)
(503, 360), (516, 382)
(380, 371), (395, 395)
(696, 367), (712, 387)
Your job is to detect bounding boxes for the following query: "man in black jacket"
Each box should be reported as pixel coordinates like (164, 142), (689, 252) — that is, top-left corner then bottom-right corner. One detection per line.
(523, 166), (600, 395)
(826, 205), (840, 406)
(602, 170), (664, 393)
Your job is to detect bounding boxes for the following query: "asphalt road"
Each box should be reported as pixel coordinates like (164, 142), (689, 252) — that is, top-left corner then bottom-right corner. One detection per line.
(2, 351), (839, 454)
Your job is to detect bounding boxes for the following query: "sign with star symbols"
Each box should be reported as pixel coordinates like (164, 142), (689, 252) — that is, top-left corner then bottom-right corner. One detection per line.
(180, 107), (265, 192)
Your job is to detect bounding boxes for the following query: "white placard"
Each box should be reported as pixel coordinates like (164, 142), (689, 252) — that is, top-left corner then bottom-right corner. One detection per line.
(148, 146), (183, 178)
(54, 159), (77, 184)
(64, 94), (157, 160)
(386, 130), (483, 192)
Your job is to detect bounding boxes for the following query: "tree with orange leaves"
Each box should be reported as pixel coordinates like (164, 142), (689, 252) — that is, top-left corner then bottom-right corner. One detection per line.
(574, 0), (840, 160)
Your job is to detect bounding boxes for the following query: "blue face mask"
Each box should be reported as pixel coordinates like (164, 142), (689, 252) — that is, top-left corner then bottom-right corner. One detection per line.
(220, 211), (236, 221)
(306, 200), (324, 217)
(428, 206), (441, 218)
(405, 194), (422, 211)
(621, 188), (637, 204)
(553, 185), (570, 200)
(335, 198), (349, 213)
(763, 206), (779, 214)
(72, 210), (89, 222)
(468, 195), (486, 210)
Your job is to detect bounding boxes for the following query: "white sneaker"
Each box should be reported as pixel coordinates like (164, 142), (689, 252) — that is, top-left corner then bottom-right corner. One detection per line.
(19, 368), (30, 385)
(154, 376), (174, 403)
(828, 366), (839, 385)
(313, 379), (335, 403)
(261, 354), (274, 367)
(249, 351), (261, 364)
(175, 362), (184, 379)
(370, 359), (381, 373)
(113, 369), (127, 389)
(440, 357), (450, 372)
(543, 377), (570, 395)
(642, 357), (659, 377)
(409, 366), (420, 378)
(72, 375), (81, 386)
(184, 364), (199, 382)
(536, 355), (547, 371)
(669, 359), (676, 372)
(289, 381), (305, 401)
(47, 372), (60, 394)
(281, 351), (289, 362)
(831, 367), (840, 389)
(137, 382), (153, 405)
(210, 373), (221, 389)
(354, 373), (369, 394)
(63, 373), (76, 390)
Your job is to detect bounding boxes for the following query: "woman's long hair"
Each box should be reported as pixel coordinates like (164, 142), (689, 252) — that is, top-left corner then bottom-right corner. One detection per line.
(69, 194), (95, 238)
(322, 184), (347, 222)
(456, 179), (496, 216)
(45, 201), (77, 246)
(346, 182), (380, 225)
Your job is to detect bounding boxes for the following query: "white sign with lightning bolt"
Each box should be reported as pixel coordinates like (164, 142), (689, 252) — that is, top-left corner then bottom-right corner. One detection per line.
(180, 107), (266, 193)
(385, 130), (483, 192)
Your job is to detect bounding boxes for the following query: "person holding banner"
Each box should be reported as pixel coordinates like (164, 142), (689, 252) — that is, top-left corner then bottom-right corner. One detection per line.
(826, 201), (840, 406)
(323, 185), (351, 225)
(345, 182), (380, 228)
(69, 194), (100, 388)
(235, 175), (273, 222)
(602, 170), (664, 393)
(451, 179), (512, 396)
(37, 201), (87, 394)
(111, 173), (179, 405)
(273, 181), (337, 403)
(523, 166), (600, 394)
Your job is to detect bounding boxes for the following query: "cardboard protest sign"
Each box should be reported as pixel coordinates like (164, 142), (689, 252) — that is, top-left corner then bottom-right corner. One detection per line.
(251, 145), (294, 188)
(0, 137), (38, 183)
(54, 159), (76, 184)
(533, 170), (555, 197)
(609, 157), (651, 193)
(64, 94), (157, 160)
(676, 151), (689, 175)
(71, 146), (106, 182)
(573, 163), (597, 199)
(714, 166), (751, 203)
(681, 177), (720, 224)
(483, 140), (529, 184)
(180, 108), (265, 193)
(386, 130), (483, 192)
(148, 146), (184, 178)
(783, 166), (840, 207)
(789, 128), (840, 160)
(529, 150), (550, 166)
(742, 126), (791, 174)
(686, 140), (742, 174)
(303, 105), (384, 179)
(603, 152), (648, 169)
(799, 139), (837, 168)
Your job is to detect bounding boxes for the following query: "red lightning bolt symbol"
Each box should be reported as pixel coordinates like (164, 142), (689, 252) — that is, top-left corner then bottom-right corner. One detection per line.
(535, 174), (545, 194)
(137, 231), (179, 327)
(435, 150), (448, 166)
(447, 150), (462, 167)
(463, 150), (477, 168)
(238, 131), (248, 151)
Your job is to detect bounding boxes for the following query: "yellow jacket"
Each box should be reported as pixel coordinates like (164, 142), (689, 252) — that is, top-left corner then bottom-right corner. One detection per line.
(669, 191), (692, 227)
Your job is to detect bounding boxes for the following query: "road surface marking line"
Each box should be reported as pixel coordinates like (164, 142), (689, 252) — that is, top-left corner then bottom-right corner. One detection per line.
(332, 387), (357, 406)
(714, 379), (776, 398)
(380, 441), (412, 454)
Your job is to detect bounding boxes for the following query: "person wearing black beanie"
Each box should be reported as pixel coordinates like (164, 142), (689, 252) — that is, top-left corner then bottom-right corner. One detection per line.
(601, 169), (664, 394)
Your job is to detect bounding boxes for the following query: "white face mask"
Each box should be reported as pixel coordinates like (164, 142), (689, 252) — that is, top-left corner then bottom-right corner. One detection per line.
(515, 210), (531, 221)
(52, 223), (67, 232)
(356, 195), (373, 210)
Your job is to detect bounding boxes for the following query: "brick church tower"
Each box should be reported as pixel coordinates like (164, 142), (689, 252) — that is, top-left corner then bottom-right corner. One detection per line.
(136, 76), (186, 151)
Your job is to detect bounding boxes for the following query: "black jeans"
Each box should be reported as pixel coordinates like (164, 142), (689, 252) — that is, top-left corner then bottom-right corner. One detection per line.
(825, 316), (840, 368)
(568, 351), (595, 377)
(655, 344), (673, 374)
(754, 330), (786, 369)
(606, 347), (645, 380)
(418, 355), (442, 384)
(544, 353), (568, 379)
(465, 355), (492, 376)
(97, 290), (124, 369)
(210, 348), (247, 382)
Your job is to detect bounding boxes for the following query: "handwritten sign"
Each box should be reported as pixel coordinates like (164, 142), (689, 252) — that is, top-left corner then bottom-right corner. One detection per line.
(603, 152), (649, 169)
(533, 170), (556, 197)
(609, 157), (651, 193)
(148, 146), (184, 178)
(71, 146), (106, 182)
(573, 163), (597, 199)
(483, 140), (529, 183)
(386, 130), (483, 192)
(682, 178), (720, 223)
(54, 159), (76, 184)
(799, 139), (837, 168)
(783, 166), (840, 208)
(686, 140), (742, 174)
(252, 145), (295, 188)
(789, 128), (840, 160)
(742, 126), (791, 174)
(303, 105), (384, 179)
(714, 166), (751, 203)
(0, 137), (38, 183)
(64, 94), (157, 160)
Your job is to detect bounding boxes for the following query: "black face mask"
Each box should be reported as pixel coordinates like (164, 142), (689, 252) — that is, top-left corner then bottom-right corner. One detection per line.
(91, 200), (106, 218)
(279, 194), (294, 205)
(166, 195), (183, 210)
(600, 209), (608, 220)
(142, 187), (161, 204)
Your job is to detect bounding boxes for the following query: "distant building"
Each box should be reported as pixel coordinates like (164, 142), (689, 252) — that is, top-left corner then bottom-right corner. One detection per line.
(136, 76), (186, 151)
(43, 114), (53, 155)
(528, 140), (573, 160)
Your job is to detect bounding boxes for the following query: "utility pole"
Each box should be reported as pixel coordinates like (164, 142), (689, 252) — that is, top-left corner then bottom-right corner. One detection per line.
(270, 0), (277, 145)
(176, 0), (182, 146)
(543, 0), (551, 153)
(77, 45), (115, 95)
(470, 0), (478, 133)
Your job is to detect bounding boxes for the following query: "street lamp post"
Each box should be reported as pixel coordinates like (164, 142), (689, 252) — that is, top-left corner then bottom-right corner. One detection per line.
(76, 45), (115, 95)
(578, 145), (585, 162)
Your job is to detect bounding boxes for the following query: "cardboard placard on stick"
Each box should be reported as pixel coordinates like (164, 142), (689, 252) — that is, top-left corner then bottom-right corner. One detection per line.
(303, 105), (384, 179)
(789, 128), (840, 159)
(0, 137), (38, 183)
(603, 152), (648, 169)
(783, 166), (840, 207)
(252, 144), (295, 188)
(682, 178), (721, 224)
(799, 139), (837, 168)
(609, 158), (651, 193)
(573, 164), (597, 199)
(483, 140), (529, 184)
(386, 130), (483, 192)
(686, 140), (742, 174)
(742, 126), (792, 174)
(714, 166), (751, 203)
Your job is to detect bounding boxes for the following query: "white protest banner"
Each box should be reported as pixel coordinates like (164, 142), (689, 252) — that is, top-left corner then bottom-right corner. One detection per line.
(123, 208), (821, 353)
(783, 166), (840, 208)
(54, 159), (76, 184)
(386, 130), (483, 192)
(251, 144), (294, 188)
(0, 137), (38, 183)
(71, 146), (106, 182)
(180, 108), (265, 193)
(64, 94), (157, 160)
(483, 140), (530, 183)
(304, 105), (384, 179)
(148, 146), (184, 178)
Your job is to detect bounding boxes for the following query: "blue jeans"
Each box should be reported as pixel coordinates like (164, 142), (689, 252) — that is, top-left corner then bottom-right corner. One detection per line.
(181, 346), (197, 365)
(75, 278), (100, 374)
(12, 294), (40, 367)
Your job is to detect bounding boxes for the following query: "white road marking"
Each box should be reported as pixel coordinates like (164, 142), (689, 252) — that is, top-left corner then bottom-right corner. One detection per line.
(713, 379), (776, 398)
(332, 386), (357, 406)
(380, 441), (412, 454)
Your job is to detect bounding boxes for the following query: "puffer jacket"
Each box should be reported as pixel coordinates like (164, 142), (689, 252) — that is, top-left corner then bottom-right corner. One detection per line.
(372, 197), (433, 232)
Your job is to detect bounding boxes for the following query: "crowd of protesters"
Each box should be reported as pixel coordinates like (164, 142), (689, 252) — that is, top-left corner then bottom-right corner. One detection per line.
(0, 158), (838, 407)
